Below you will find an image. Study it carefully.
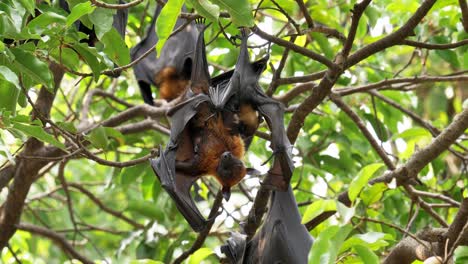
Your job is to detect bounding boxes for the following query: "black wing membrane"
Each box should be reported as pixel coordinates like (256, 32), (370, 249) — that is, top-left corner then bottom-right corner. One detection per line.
(131, 3), (198, 104)
(222, 187), (313, 263)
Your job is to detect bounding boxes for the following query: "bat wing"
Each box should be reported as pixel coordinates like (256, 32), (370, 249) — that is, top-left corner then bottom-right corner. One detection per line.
(251, 187), (313, 263)
(150, 149), (206, 232)
(189, 22), (210, 93)
(151, 93), (210, 232)
(257, 101), (294, 190)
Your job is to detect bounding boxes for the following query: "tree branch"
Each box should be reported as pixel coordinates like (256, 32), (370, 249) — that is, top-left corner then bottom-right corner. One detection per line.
(17, 223), (93, 264)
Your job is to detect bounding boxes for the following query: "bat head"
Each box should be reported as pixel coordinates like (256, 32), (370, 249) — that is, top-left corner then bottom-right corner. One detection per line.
(216, 151), (247, 200)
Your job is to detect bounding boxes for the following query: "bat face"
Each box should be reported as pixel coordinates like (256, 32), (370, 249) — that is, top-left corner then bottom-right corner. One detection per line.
(216, 152), (247, 186)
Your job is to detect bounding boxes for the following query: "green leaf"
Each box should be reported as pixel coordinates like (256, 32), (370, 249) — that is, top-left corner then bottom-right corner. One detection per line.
(10, 48), (55, 91)
(210, 0), (253, 26)
(66, 2), (96, 27)
(393, 127), (432, 140)
(101, 28), (130, 66)
(11, 121), (66, 150)
(156, 0), (185, 54)
(17, 0), (35, 16)
(361, 183), (387, 205)
(348, 163), (385, 203)
(187, 0), (220, 22)
(0, 65), (19, 88)
(127, 200), (162, 220)
(354, 245), (379, 264)
(311, 32), (333, 59)
(50, 47), (80, 71)
(188, 248), (214, 264)
(302, 199), (336, 224)
(0, 80), (19, 113)
(435, 49), (460, 68)
(310, 224), (353, 264)
(72, 43), (102, 80)
(455, 246), (468, 264)
(87, 126), (109, 149)
(89, 7), (114, 39)
(26, 12), (67, 34)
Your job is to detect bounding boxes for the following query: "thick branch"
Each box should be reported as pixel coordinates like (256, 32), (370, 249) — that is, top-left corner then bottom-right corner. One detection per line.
(346, 0), (437, 68)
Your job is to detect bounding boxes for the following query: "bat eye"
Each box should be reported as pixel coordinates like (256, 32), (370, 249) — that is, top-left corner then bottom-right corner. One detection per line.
(221, 152), (232, 160)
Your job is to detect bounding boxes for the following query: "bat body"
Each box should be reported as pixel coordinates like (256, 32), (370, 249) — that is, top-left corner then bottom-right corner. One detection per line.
(150, 23), (250, 231)
(130, 4), (198, 104)
(209, 29), (294, 190)
(151, 24), (295, 231)
(221, 187), (313, 263)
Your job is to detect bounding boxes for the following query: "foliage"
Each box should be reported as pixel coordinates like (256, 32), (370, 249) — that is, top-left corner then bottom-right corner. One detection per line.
(0, 0), (467, 263)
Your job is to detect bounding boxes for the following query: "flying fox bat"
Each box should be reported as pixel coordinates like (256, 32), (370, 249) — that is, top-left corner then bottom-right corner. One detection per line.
(221, 187), (313, 263)
(130, 3), (198, 105)
(59, 0), (127, 46)
(130, 2), (268, 105)
(150, 23), (252, 232)
(209, 28), (294, 190)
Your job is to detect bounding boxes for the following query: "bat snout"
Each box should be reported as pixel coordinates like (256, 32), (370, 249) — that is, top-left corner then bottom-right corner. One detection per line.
(221, 152), (233, 161)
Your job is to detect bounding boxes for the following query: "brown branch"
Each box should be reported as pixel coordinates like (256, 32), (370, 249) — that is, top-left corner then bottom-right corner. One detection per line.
(459, 0), (468, 32)
(252, 25), (337, 69)
(0, 63), (65, 250)
(172, 191), (223, 264)
(243, 187), (271, 240)
(445, 198), (468, 255)
(295, 0), (314, 28)
(402, 39), (468, 49)
(329, 93), (395, 170)
(17, 223), (93, 264)
(90, 0), (144, 9)
(341, 0), (372, 58)
(273, 82), (316, 104)
(275, 70), (326, 85)
(345, 0), (437, 68)
(409, 189), (460, 208)
(336, 75), (468, 96)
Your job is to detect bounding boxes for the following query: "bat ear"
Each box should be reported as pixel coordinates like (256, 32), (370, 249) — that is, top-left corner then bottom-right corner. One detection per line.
(190, 20), (210, 93)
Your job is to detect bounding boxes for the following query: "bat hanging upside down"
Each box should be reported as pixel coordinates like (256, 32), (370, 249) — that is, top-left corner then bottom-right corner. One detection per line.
(150, 20), (293, 232)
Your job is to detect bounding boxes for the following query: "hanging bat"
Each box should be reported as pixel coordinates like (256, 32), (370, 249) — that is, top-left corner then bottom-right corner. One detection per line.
(59, 0), (128, 46)
(150, 22), (253, 232)
(209, 28), (294, 190)
(130, 2), (268, 105)
(221, 187), (313, 263)
(130, 3), (198, 105)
